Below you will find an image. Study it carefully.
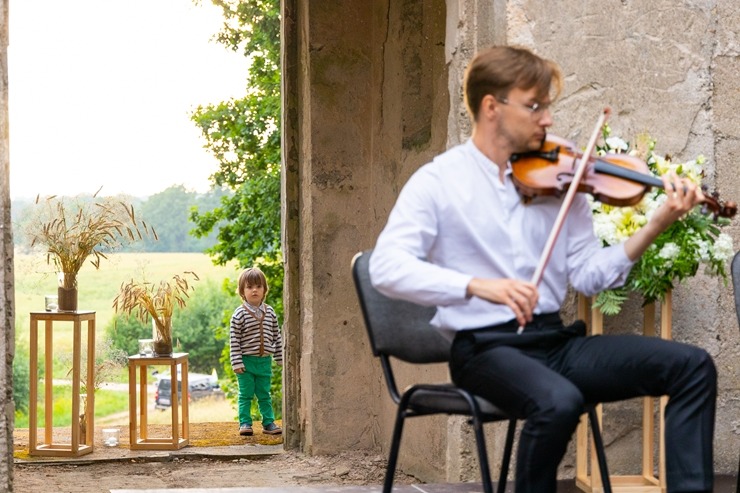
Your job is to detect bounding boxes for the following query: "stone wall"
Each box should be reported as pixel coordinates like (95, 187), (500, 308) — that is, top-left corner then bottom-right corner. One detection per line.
(0, 0), (13, 489)
(286, 0), (740, 485)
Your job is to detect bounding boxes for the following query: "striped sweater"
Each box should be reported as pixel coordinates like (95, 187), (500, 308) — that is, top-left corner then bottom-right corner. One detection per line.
(229, 302), (283, 371)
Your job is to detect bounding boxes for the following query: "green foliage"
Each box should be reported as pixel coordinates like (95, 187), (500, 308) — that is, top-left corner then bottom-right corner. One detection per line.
(11, 187), (231, 254)
(190, 0), (283, 413)
(591, 288), (629, 316)
(15, 386), (128, 428)
(106, 312), (152, 357)
(172, 279), (240, 373)
(191, 176), (280, 270)
(13, 343), (30, 415)
(137, 185), (226, 253)
(591, 126), (734, 313)
(189, 0), (281, 278)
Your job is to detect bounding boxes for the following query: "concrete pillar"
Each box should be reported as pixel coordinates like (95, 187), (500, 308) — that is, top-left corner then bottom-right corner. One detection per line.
(0, 0), (14, 489)
(282, 0), (448, 463)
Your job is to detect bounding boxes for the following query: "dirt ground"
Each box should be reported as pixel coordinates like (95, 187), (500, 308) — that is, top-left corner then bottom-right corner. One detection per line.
(12, 422), (417, 492)
(13, 450), (413, 492)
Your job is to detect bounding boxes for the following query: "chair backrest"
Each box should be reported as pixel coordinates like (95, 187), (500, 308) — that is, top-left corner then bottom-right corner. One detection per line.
(352, 249), (451, 364)
(731, 251), (740, 324)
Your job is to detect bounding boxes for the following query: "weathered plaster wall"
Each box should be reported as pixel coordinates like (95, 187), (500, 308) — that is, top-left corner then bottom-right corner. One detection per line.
(284, 0), (740, 484)
(282, 0), (448, 461)
(0, 0), (13, 489)
(510, 0), (740, 477)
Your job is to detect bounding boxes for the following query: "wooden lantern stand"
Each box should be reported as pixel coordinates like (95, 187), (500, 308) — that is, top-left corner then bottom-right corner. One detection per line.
(29, 311), (96, 457)
(575, 292), (671, 493)
(128, 352), (190, 450)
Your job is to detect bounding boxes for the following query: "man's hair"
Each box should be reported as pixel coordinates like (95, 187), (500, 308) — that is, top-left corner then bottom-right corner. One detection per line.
(237, 267), (269, 302)
(463, 45), (562, 121)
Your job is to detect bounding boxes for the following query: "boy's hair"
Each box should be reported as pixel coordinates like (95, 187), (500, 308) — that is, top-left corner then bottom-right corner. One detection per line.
(463, 45), (562, 122)
(237, 267), (269, 303)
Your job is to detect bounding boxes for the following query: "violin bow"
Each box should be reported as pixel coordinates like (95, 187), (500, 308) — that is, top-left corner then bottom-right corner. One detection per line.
(518, 108), (611, 334)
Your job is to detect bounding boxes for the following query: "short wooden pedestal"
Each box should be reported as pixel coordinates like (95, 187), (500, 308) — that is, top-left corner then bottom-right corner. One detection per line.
(29, 311), (96, 457)
(575, 292), (671, 493)
(128, 353), (189, 450)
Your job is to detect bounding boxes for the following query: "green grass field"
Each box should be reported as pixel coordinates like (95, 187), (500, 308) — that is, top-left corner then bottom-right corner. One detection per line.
(14, 386), (130, 428)
(14, 252), (241, 425)
(14, 251), (240, 347)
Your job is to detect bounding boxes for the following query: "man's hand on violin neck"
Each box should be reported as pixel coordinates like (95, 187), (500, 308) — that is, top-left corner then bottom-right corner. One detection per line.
(623, 172), (704, 262)
(658, 172), (704, 223)
(466, 278), (539, 327)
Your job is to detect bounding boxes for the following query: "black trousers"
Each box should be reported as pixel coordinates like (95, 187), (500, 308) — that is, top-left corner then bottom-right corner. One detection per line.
(449, 313), (716, 493)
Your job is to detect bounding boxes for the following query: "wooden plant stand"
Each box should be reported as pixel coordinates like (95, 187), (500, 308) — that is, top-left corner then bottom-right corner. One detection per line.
(128, 353), (190, 450)
(575, 292), (671, 493)
(29, 311), (96, 457)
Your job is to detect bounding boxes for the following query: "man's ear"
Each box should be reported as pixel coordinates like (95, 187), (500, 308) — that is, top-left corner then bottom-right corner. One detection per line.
(481, 94), (499, 119)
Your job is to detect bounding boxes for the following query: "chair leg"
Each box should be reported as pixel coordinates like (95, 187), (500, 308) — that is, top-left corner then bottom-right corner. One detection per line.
(470, 412), (494, 493)
(383, 407), (407, 493)
(497, 419), (517, 493)
(587, 407), (613, 493)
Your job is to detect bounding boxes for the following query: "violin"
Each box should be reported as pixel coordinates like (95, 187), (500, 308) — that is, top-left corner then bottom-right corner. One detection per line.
(515, 110), (735, 334)
(510, 134), (737, 220)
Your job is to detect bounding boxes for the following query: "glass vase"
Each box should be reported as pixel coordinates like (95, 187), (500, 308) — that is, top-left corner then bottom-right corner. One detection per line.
(152, 316), (173, 356)
(57, 272), (78, 312)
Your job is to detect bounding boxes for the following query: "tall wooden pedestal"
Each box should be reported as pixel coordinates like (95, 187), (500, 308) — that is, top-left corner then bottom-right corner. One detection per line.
(575, 292), (671, 493)
(128, 353), (189, 450)
(29, 311), (96, 457)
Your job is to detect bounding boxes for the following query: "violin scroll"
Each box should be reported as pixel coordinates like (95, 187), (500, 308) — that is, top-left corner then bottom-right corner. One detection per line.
(699, 188), (737, 220)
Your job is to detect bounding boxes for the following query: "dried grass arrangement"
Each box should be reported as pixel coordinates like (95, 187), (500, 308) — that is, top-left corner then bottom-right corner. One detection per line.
(112, 272), (199, 355)
(25, 190), (156, 310)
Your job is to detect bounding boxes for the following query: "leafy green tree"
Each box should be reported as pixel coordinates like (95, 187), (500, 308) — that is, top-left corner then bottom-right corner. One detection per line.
(137, 185), (225, 253)
(190, 0), (283, 412)
(189, 0), (281, 282)
(139, 185), (198, 252)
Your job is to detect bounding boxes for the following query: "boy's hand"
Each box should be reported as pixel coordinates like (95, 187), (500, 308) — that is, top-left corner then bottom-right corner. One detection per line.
(234, 368), (244, 374)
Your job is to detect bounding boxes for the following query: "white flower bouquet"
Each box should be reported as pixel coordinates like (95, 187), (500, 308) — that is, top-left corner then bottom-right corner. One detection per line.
(589, 125), (734, 314)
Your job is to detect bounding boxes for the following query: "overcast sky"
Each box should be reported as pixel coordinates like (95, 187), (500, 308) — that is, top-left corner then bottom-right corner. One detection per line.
(8, 0), (249, 200)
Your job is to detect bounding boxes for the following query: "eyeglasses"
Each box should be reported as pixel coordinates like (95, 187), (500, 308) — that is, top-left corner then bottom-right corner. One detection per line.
(497, 98), (552, 117)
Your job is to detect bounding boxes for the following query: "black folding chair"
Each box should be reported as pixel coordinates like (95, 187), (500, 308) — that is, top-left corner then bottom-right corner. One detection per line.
(352, 249), (612, 493)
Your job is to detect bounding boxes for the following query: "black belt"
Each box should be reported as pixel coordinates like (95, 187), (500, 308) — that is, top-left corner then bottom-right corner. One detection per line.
(457, 313), (585, 350)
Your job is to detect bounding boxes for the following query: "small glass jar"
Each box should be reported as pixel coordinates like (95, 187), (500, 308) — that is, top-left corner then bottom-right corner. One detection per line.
(138, 339), (154, 357)
(44, 295), (58, 312)
(102, 428), (120, 447)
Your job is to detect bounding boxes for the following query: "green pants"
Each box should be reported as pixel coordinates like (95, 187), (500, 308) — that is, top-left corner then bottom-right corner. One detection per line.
(236, 355), (275, 426)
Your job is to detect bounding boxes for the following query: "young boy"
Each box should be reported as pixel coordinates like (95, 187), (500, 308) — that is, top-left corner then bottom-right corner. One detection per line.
(229, 267), (283, 436)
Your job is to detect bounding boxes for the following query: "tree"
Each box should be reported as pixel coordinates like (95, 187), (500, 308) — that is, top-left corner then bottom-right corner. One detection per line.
(189, 0), (281, 287)
(139, 185), (199, 252)
(189, 0), (282, 410)
(137, 185), (226, 253)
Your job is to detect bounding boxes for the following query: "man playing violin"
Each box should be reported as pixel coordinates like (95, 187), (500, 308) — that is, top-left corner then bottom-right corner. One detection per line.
(369, 45), (715, 493)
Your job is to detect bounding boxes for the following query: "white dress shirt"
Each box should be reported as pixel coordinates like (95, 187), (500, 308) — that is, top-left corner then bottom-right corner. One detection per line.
(369, 139), (635, 339)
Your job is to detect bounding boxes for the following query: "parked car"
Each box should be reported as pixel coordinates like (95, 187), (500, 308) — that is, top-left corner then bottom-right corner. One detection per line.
(154, 372), (221, 409)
